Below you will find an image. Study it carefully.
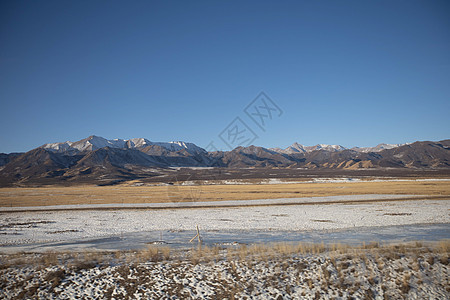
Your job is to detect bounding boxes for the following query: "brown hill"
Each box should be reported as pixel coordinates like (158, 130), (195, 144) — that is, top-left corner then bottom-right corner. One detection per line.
(0, 139), (449, 186)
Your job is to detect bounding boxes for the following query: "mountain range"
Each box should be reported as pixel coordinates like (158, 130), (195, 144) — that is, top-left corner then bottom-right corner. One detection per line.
(0, 135), (449, 186)
(42, 135), (206, 156)
(270, 142), (405, 154)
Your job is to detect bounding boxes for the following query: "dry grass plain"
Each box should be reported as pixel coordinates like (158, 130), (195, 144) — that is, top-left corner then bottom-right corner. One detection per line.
(0, 179), (449, 207)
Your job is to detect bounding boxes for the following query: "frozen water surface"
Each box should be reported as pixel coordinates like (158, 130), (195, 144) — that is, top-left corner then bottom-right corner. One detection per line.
(0, 195), (448, 253)
(2, 223), (448, 253)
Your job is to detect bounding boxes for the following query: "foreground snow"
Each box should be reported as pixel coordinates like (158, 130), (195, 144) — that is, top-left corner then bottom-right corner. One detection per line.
(1, 242), (448, 299)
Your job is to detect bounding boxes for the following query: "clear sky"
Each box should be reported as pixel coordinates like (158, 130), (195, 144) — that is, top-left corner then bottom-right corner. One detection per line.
(1, 0), (449, 153)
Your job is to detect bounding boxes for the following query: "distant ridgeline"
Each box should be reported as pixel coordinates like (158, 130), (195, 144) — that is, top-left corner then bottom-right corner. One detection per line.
(0, 135), (449, 186)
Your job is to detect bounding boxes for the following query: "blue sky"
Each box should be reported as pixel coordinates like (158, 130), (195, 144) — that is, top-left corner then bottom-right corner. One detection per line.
(1, 0), (449, 153)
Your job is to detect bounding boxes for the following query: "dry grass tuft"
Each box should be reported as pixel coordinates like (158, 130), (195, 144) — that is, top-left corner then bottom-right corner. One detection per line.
(135, 245), (171, 262)
(401, 273), (411, 295)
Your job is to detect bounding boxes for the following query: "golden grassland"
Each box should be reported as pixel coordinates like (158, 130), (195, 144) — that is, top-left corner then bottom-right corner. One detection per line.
(0, 179), (449, 207)
(2, 240), (449, 267)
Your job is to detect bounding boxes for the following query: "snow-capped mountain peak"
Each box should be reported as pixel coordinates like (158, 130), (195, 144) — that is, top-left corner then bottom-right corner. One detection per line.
(271, 143), (347, 154)
(150, 141), (207, 154)
(42, 136), (206, 155)
(351, 143), (410, 153)
(127, 138), (152, 148)
(42, 141), (73, 152)
(310, 144), (347, 152)
(270, 141), (412, 154)
(285, 142), (306, 153)
(69, 135), (127, 151)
